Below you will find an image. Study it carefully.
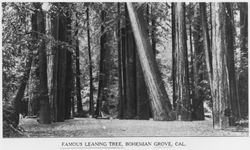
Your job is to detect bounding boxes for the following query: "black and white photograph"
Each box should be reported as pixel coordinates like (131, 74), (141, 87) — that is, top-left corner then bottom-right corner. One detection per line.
(1, 1), (249, 149)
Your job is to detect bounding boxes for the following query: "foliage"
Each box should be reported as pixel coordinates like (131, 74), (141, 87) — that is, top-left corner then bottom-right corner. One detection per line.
(2, 3), (34, 102)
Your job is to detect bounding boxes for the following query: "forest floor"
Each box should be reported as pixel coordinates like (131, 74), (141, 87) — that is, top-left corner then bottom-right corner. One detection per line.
(16, 117), (249, 137)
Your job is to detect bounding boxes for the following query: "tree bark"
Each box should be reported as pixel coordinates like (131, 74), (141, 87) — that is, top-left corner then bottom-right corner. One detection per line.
(171, 3), (177, 110)
(86, 6), (94, 116)
(75, 32), (83, 114)
(50, 10), (59, 122)
(36, 3), (51, 124)
(73, 12), (83, 116)
(96, 6), (113, 117)
(126, 3), (173, 121)
(119, 27), (127, 119)
(50, 3), (71, 122)
(211, 3), (231, 129)
(135, 4), (151, 119)
(117, 3), (124, 119)
(46, 6), (56, 121)
(56, 15), (68, 121)
(65, 51), (73, 119)
(96, 10), (107, 117)
(191, 3), (205, 120)
(189, 23), (195, 120)
(123, 6), (137, 119)
(136, 48), (151, 119)
(173, 3), (191, 121)
(200, 3), (213, 88)
(64, 9), (73, 120)
(225, 3), (241, 121)
(238, 2), (248, 118)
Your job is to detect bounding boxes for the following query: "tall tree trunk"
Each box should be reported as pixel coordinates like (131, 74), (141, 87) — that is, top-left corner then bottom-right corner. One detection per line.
(86, 6), (94, 116)
(117, 3), (122, 118)
(200, 3), (213, 87)
(189, 23), (195, 119)
(96, 6), (113, 117)
(36, 3), (51, 124)
(46, 6), (56, 121)
(225, 3), (241, 121)
(238, 2), (248, 118)
(117, 3), (124, 119)
(136, 47), (151, 119)
(211, 3), (231, 129)
(200, 3), (214, 122)
(134, 4), (151, 119)
(119, 27), (127, 119)
(72, 13), (83, 115)
(57, 15), (68, 121)
(50, 3), (70, 122)
(173, 3), (191, 121)
(123, 5), (137, 119)
(64, 10), (73, 120)
(118, 5), (137, 119)
(50, 10), (59, 122)
(171, 3), (177, 110)
(126, 3), (173, 121)
(75, 28), (83, 114)
(191, 4), (204, 120)
(65, 51), (73, 119)
(96, 9), (106, 117)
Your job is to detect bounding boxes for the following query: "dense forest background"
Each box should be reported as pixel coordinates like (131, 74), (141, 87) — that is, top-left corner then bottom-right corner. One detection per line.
(2, 2), (248, 137)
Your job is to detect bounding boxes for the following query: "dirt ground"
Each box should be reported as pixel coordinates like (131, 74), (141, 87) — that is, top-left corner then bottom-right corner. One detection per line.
(19, 117), (248, 137)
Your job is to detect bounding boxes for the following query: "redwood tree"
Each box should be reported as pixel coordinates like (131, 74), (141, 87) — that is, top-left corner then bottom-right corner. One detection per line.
(135, 6), (151, 120)
(96, 5), (113, 117)
(173, 3), (191, 121)
(49, 3), (72, 122)
(75, 24), (83, 115)
(123, 5), (137, 119)
(225, 3), (240, 121)
(191, 3), (205, 120)
(126, 3), (173, 121)
(211, 3), (232, 129)
(36, 3), (51, 124)
(86, 5), (94, 116)
(238, 2), (248, 118)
